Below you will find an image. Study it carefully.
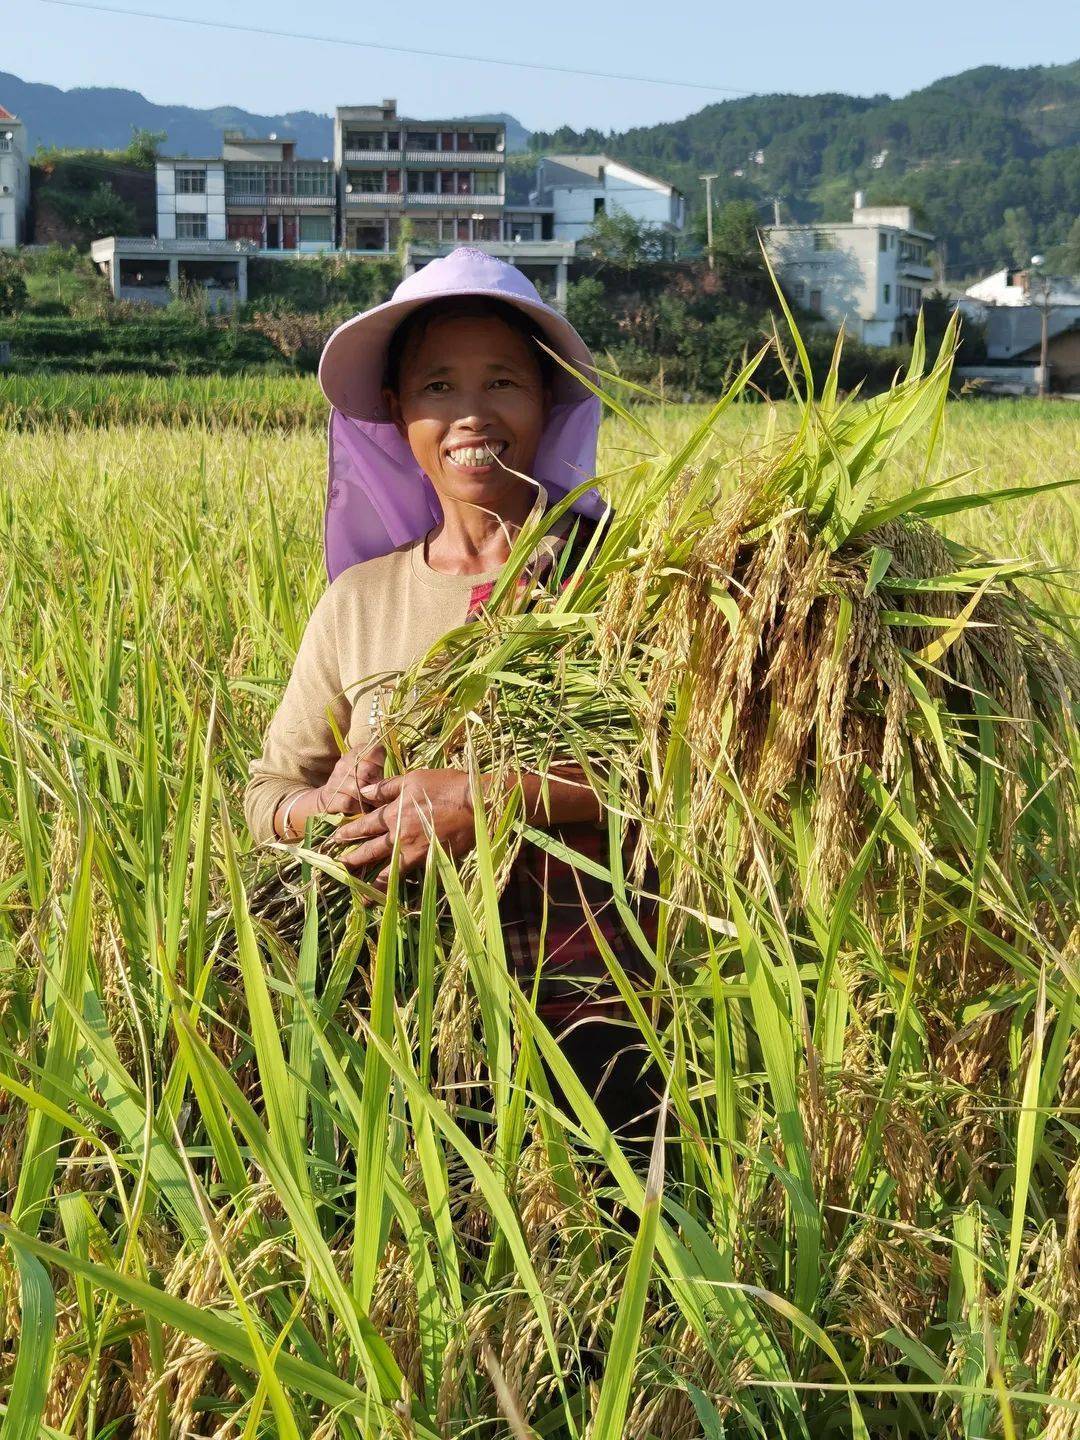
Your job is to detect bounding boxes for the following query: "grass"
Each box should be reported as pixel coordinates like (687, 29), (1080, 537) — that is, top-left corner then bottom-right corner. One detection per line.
(0, 338), (1079, 1438)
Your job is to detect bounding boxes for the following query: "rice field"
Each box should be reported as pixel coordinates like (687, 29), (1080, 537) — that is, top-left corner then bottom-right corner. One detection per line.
(1, 357), (1079, 1438)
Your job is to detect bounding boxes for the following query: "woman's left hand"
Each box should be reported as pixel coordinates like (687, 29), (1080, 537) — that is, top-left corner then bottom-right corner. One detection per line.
(333, 769), (476, 883)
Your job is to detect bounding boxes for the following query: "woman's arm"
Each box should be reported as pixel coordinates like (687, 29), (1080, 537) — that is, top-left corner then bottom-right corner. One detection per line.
(244, 581), (355, 846)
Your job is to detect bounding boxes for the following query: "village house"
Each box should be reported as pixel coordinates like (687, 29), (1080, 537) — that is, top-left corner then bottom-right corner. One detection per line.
(763, 195), (935, 347)
(957, 270), (1080, 394)
(0, 105), (31, 248)
(530, 155), (685, 241)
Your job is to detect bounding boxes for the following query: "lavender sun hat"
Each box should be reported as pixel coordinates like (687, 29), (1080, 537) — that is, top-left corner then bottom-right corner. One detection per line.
(317, 246), (607, 581)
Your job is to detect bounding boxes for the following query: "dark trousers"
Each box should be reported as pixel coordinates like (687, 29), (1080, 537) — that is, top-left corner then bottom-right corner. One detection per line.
(545, 1017), (660, 1173)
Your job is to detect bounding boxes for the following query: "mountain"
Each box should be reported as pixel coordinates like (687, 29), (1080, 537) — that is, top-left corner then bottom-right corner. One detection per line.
(0, 72), (533, 156)
(529, 61), (1080, 273)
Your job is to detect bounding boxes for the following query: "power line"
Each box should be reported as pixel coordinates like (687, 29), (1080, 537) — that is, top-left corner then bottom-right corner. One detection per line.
(37, 0), (761, 97)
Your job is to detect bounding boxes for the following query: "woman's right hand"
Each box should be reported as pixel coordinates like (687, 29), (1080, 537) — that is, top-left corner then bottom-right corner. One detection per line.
(274, 743), (386, 839)
(315, 743), (387, 817)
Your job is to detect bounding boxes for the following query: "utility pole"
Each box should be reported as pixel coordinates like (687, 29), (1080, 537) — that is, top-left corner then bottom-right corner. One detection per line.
(1030, 254), (1052, 399)
(699, 173), (718, 270)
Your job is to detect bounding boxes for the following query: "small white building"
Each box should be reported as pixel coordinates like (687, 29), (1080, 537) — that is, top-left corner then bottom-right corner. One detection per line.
(530, 155), (685, 243)
(763, 197), (936, 347)
(155, 157), (227, 242)
(965, 267), (1080, 309)
(0, 105), (31, 248)
(90, 235), (254, 310)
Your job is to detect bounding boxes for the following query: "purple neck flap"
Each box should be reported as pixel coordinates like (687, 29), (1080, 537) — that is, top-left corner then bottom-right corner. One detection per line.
(324, 395), (605, 582)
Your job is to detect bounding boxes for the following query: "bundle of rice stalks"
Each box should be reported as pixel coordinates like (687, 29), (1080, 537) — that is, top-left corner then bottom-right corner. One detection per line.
(383, 313), (1078, 926)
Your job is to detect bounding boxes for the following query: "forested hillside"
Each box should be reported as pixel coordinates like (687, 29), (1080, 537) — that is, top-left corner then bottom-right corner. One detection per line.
(531, 62), (1080, 274)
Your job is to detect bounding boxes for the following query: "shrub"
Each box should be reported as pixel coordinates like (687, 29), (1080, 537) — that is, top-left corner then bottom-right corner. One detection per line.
(0, 255), (28, 315)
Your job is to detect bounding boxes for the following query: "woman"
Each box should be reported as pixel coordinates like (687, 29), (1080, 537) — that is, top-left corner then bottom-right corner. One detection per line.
(245, 247), (656, 1155)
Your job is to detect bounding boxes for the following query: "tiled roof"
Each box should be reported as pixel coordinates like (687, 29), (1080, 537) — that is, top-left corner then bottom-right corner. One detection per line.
(0, 105), (16, 121)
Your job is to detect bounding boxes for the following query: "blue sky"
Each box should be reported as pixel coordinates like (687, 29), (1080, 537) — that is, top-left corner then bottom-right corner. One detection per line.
(9, 0), (1080, 132)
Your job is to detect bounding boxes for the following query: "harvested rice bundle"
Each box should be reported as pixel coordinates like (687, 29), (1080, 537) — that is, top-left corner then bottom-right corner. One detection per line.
(378, 316), (1078, 937)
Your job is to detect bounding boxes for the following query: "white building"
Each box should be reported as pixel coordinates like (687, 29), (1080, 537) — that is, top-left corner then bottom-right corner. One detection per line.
(156, 157), (227, 241)
(763, 197), (936, 347)
(0, 105), (30, 248)
(530, 155), (685, 243)
(965, 267), (1080, 309)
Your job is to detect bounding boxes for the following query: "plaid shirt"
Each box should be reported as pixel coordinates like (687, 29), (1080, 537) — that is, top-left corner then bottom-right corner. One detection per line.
(465, 516), (658, 1029)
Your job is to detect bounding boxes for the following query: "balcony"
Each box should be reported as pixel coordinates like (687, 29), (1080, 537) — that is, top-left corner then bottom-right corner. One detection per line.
(0, 138), (11, 153)
(226, 193), (334, 207)
(404, 193), (503, 207)
(343, 148), (404, 163)
(344, 191), (503, 208)
(404, 150), (503, 165)
(900, 259), (935, 280)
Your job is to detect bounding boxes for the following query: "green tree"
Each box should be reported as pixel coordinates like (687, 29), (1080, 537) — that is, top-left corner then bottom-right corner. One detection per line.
(125, 127), (167, 167)
(54, 181), (138, 242)
(565, 276), (617, 350)
(1001, 205), (1034, 267)
(581, 208), (668, 269)
(0, 254), (28, 315)
(1049, 214), (1080, 274)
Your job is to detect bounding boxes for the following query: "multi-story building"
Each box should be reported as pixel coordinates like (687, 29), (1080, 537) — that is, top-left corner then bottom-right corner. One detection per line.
(220, 133), (335, 251)
(336, 99), (505, 253)
(156, 134), (335, 252)
(763, 197), (935, 347)
(0, 105), (30, 248)
(530, 155), (685, 242)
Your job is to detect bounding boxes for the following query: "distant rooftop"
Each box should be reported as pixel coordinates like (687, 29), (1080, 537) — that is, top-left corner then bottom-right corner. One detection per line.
(0, 105), (17, 122)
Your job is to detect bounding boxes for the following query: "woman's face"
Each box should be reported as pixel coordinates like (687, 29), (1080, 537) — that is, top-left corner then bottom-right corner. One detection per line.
(382, 313), (551, 511)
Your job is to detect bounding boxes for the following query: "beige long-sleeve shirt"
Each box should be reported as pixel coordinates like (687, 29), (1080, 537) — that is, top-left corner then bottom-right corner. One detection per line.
(243, 526), (566, 845)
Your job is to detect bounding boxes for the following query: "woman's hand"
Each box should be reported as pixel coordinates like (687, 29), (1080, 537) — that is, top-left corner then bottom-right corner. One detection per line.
(272, 743), (386, 840)
(316, 743), (387, 816)
(333, 769), (476, 883)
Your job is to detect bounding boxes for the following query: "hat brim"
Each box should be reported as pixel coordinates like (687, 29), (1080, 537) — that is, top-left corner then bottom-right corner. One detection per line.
(318, 286), (598, 422)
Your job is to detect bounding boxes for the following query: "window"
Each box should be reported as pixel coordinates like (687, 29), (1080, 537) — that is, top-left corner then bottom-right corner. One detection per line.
(812, 231), (835, 251)
(879, 232), (888, 252)
(295, 168), (332, 196)
(475, 132), (497, 151)
(883, 283), (891, 304)
(226, 165), (264, 197)
(175, 167), (206, 194)
(594, 197), (606, 215)
(176, 213), (208, 239)
(409, 219), (439, 242)
(407, 170), (437, 194)
(790, 278), (805, 303)
(473, 170), (498, 195)
(809, 289), (823, 315)
(299, 214), (332, 243)
(406, 130), (438, 150)
(505, 219), (535, 240)
(351, 170), (385, 193)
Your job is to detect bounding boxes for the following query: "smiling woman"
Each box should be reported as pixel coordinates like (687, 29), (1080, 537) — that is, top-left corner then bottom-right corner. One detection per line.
(244, 247), (660, 1153)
